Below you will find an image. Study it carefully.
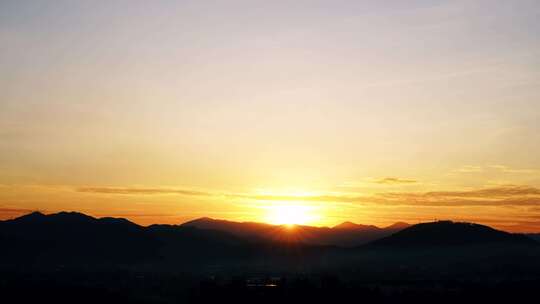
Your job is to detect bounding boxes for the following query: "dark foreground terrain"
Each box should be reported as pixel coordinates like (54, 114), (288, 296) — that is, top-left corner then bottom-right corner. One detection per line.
(2, 212), (540, 303)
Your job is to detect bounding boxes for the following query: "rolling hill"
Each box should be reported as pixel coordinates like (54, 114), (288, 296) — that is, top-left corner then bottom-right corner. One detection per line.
(369, 220), (537, 248)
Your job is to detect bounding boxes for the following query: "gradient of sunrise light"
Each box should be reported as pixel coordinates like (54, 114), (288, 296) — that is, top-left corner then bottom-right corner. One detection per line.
(1, 1), (540, 232)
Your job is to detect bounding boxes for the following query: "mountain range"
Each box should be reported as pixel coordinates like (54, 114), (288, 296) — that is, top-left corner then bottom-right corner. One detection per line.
(181, 217), (411, 247)
(1, 211), (538, 274)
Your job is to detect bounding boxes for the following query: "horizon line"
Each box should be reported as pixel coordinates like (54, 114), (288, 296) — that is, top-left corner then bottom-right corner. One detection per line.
(3, 210), (540, 234)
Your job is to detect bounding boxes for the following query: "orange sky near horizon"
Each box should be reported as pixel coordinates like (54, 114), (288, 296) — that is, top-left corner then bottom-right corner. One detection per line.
(1, 1), (540, 233)
(2, 182), (540, 233)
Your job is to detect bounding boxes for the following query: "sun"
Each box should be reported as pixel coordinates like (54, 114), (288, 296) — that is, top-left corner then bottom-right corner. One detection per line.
(264, 204), (316, 226)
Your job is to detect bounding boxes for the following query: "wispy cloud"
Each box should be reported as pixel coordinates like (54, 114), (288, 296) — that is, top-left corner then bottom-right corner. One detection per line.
(0, 207), (35, 220)
(77, 187), (211, 196)
(76, 186), (372, 203)
(488, 165), (539, 174)
(453, 165), (538, 174)
(373, 177), (417, 185)
(336, 177), (418, 189)
(0, 207), (34, 214)
(75, 185), (540, 207)
(405, 185), (540, 199)
(379, 185), (540, 206)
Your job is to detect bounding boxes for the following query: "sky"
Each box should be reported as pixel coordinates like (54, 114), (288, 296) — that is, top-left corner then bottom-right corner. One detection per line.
(1, 0), (540, 231)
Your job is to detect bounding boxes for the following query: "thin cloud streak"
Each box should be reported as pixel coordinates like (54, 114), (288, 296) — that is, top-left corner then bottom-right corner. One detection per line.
(373, 177), (417, 185)
(76, 185), (540, 207)
(78, 187), (211, 196)
(0, 207), (34, 214)
(452, 165), (539, 174)
(386, 185), (540, 199)
(76, 186), (372, 203)
(0, 207), (36, 220)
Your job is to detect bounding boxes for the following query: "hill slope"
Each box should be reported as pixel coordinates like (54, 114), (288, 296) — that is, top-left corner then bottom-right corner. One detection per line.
(369, 220), (537, 248)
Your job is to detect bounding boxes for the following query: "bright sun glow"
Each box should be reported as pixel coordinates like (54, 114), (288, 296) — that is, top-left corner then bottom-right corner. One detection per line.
(264, 204), (317, 226)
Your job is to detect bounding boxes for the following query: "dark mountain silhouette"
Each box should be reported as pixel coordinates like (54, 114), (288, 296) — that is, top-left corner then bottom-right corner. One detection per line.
(3, 211), (540, 304)
(2, 212), (539, 276)
(181, 217), (275, 238)
(0, 211), (158, 265)
(0, 212), (332, 270)
(368, 220), (537, 248)
(182, 217), (409, 247)
(358, 221), (540, 283)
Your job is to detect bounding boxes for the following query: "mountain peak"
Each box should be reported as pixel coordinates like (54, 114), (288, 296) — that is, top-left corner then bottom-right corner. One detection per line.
(12, 211), (46, 223)
(385, 222), (410, 230)
(334, 221), (359, 229)
(28, 211), (45, 217)
(182, 217), (220, 226)
(195, 216), (215, 222)
(333, 221), (379, 230)
(49, 211), (96, 222)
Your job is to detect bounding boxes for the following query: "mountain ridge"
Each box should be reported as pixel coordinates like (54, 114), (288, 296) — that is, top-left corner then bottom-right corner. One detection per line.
(1, 212), (538, 272)
(181, 217), (410, 247)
